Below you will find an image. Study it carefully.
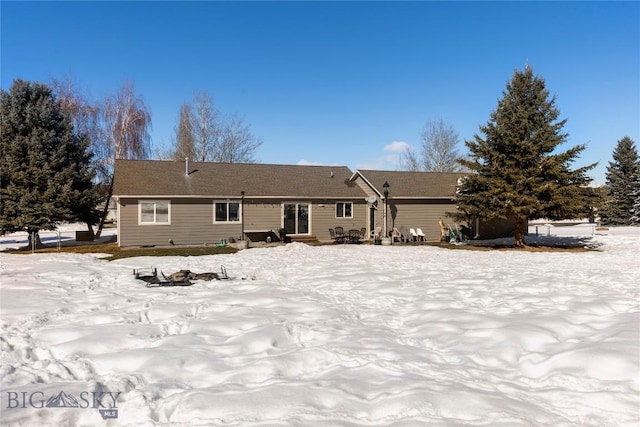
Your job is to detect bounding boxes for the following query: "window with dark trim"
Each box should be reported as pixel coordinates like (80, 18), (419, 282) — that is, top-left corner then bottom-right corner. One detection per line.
(336, 202), (353, 218)
(214, 201), (241, 223)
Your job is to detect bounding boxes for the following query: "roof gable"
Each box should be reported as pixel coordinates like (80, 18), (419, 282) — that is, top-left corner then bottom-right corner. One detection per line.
(352, 170), (465, 199)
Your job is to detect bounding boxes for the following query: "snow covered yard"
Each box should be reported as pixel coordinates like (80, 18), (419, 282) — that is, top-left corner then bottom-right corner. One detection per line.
(1, 227), (638, 426)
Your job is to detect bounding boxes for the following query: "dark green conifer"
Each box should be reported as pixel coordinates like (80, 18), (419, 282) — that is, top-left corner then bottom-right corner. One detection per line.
(0, 79), (100, 247)
(599, 137), (640, 226)
(456, 67), (596, 247)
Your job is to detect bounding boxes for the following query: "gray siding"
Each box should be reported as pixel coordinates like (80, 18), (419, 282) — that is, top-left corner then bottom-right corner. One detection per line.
(243, 201), (281, 231)
(117, 197), (368, 246)
(312, 200), (368, 242)
(118, 198), (245, 247)
(376, 199), (458, 241)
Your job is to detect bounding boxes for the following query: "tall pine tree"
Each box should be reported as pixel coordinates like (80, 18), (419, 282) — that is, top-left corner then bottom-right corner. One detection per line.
(0, 79), (100, 247)
(456, 67), (596, 247)
(599, 136), (640, 226)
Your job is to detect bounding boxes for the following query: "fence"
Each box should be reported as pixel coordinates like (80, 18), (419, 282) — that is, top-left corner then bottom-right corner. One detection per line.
(528, 224), (596, 238)
(0, 230), (70, 253)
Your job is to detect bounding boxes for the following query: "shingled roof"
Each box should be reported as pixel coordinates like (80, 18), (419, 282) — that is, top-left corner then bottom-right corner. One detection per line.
(113, 159), (366, 199)
(353, 170), (465, 199)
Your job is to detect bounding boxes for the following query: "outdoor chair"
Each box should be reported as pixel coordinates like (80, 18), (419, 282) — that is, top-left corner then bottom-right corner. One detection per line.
(391, 227), (401, 242)
(416, 228), (426, 242)
(334, 226), (346, 243)
(399, 226), (409, 243)
(329, 228), (339, 243)
(409, 228), (419, 243)
(372, 226), (382, 241)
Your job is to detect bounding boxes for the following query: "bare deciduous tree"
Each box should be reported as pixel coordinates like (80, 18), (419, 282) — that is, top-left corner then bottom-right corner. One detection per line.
(50, 77), (101, 141)
(400, 119), (464, 172)
(191, 92), (221, 161)
(171, 91), (261, 163)
(50, 77), (104, 235)
(399, 146), (421, 171)
(95, 81), (151, 237)
(215, 113), (262, 163)
(173, 104), (196, 161)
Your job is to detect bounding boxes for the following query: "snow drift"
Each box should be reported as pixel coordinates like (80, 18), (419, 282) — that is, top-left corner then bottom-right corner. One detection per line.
(1, 226), (638, 426)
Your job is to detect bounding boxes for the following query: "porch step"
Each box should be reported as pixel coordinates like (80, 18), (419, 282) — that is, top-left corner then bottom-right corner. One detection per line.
(289, 235), (320, 244)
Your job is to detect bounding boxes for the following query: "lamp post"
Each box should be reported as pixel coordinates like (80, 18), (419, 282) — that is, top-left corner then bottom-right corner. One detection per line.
(382, 181), (390, 244)
(241, 191), (245, 242)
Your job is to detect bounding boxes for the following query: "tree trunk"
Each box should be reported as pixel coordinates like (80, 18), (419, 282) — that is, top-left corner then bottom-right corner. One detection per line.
(95, 175), (114, 239)
(513, 215), (527, 248)
(26, 229), (46, 250)
(85, 221), (95, 240)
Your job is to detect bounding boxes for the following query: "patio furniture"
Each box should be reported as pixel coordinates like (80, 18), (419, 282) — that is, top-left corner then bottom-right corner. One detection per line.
(409, 228), (419, 242)
(399, 226), (409, 243)
(334, 226), (346, 243)
(372, 226), (382, 240)
(416, 228), (426, 242)
(134, 265), (231, 287)
(134, 268), (193, 287)
(391, 227), (401, 242)
(347, 229), (361, 243)
(329, 228), (345, 243)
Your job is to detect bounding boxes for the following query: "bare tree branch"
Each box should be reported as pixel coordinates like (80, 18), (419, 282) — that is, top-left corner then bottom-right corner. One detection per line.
(96, 81), (151, 237)
(399, 146), (421, 171)
(169, 91), (261, 163)
(419, 118), (463, 172)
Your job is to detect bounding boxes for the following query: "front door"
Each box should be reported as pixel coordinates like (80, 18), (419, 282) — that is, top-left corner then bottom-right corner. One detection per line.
(283, 203), (309, 235)
(369, 205), (376, 237)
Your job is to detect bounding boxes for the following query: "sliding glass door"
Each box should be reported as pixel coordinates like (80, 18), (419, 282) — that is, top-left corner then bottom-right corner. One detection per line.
(283, 203), (309, 235)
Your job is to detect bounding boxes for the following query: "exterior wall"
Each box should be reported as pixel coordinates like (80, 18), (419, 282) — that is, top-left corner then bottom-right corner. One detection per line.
(118, 197), (245, 247)
(312, 200), (368, 242)
(117, 197), (368, 246)
(352, 178), (378, 198)
(243, 201), (282, 232)
(377, 199), (459, 241)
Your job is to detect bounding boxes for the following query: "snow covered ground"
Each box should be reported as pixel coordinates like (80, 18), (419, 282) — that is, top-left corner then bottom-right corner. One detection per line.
(1, 226), (638, 426)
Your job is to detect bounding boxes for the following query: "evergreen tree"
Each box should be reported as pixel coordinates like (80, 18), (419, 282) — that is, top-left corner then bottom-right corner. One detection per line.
(0, 79), (100, 247)
(599, 136), (640, 226)
(631, 191), (640, 225)
(456, 67), (596, 247)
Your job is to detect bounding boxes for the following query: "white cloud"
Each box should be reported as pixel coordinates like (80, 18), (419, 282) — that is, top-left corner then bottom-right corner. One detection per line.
(297, 159), (325, 166)
(384, 141), (411, 153)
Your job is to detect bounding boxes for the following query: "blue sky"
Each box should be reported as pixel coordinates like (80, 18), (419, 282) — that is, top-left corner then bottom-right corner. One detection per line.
(2, 1), (638, 185)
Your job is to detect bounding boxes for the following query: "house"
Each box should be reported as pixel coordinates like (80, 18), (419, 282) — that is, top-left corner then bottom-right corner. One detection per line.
(112, 159), (368, 247)
(351, 170), (516, 241)
(350, 170), (466, 241)
(112, 159), (512, 247)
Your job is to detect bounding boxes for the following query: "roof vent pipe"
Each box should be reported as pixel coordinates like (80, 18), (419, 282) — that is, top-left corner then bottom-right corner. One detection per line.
(185, 157), (189, 176)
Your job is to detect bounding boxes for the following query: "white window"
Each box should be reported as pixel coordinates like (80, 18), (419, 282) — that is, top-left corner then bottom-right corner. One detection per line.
(214, 201), (241, 223)
(336, 202), (353, 218)
(139, 200), (170, 224)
